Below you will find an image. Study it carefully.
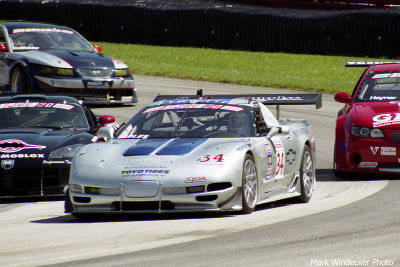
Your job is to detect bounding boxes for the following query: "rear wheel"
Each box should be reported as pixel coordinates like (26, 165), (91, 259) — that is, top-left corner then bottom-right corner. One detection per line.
(297, 146), (314, 203)
(242, 154), (258, 214)
(10, 67), (28, 93)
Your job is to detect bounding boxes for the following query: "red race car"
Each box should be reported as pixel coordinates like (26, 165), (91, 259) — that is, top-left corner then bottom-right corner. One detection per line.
(334, 61), (400, 177)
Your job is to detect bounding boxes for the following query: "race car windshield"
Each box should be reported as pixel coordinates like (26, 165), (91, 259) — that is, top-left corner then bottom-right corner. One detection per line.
(0, 102), (89, 130)
(10, 28), (94, 52)
(117, 104), (256, 139)
(356, 72), (400, 102)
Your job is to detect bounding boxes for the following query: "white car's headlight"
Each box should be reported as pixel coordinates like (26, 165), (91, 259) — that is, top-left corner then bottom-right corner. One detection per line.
(49, 144), (83, 159)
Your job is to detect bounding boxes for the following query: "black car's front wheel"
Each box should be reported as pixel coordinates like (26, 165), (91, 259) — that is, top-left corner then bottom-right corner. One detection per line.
(10, 67), (28, 93)
(242, 154), (258, 214)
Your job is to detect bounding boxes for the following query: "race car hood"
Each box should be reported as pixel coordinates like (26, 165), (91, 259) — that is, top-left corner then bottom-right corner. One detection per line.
(353, 101), (400, 128)
(19, 50), (121, 69)
(74, 138), (249, 167)
(0, 128), (92, 155)
(72, 138), (249, 186)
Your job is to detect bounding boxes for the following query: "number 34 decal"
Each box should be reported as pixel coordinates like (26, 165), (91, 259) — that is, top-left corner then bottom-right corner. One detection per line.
(199, 154), (224, 163)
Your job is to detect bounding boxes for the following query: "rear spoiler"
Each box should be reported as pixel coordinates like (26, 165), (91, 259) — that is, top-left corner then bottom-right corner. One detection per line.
(154, 90), (322, 119)
(345, 61), (400, 67)
(154, 90), (322, 109)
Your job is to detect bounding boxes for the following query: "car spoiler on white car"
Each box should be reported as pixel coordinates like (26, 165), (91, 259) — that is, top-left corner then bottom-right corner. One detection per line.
(154, 90), (322, 109)
(154, 90), (322, 119)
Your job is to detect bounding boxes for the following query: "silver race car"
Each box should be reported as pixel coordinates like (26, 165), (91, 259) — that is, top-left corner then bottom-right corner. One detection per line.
(65, 91), (322, 216)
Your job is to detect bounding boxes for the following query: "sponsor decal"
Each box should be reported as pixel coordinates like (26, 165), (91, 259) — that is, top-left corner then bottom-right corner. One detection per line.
(373, 113), (400, 127)
(271, 136), (285, 178)
(43, 160), (71, 165)
(359, 162), (378, 169)
(381, 147), (396, 156)
(252, 96), (303, 102)
(370, 146), (396, 156)
(121, 168), (170, 178)
(13, 28), (74, 34)
(1, 159), (14, 170)
(184, 177), (207, 183)
(143, 104), (244, 113)
(369, 96), (397, 101)
(0, 102), (74, 110)
(236, 144), (251, 151)
(285, 149), (296, 165)
(370, 146), (379, 155)
(160, 99), (231, 105)
(372, 73), (400, 79)
(128, 134), (150, 139)
(1, 154), (45, 159)
(124, 157), (175, 165)
(0, 139), (46, 153)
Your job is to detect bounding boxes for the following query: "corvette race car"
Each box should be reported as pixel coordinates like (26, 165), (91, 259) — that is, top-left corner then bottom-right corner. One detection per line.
(334, 61), (400, 176)
(0, 21), (137, 105)
(0, 94), (116, 197)
(65, 91), (321, 215)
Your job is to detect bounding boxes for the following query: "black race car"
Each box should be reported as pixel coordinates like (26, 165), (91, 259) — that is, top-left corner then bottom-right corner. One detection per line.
(0, 21), (137, 105)
(0, 94), (116, 197)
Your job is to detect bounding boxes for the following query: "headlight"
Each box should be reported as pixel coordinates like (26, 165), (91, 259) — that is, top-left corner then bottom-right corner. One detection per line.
(69, 184), (83, 193)
(40, 66), (74, 76)
(115, 68), (131, 77)
(351, 127), (384, 138)
(49, 144), (83, 159)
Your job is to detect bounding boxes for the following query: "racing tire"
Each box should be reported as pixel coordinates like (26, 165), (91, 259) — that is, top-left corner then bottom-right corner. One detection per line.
(10, 67), (28, 93)
(296, 146), (314, 203)
(64, 190), (73, 213)
(241, 154), (258, 214)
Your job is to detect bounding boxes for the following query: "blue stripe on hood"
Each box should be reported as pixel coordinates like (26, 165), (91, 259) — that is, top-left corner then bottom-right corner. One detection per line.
(156, 138), (207, 156)
(123, 138), (207, 156)
(123, 139), (169, 156)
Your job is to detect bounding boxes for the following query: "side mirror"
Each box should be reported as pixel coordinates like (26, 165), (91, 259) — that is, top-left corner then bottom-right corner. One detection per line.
(97, 126), (114, 140)
(266, 126), (290, 139)
(334, 92), (353, 104)
(93, 44), (102, 53)
(0, 43), (8, 52)
(99, 115), (116, 127)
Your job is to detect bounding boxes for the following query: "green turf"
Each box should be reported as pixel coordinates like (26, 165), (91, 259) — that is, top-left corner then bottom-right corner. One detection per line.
(98, 42), (380, 94)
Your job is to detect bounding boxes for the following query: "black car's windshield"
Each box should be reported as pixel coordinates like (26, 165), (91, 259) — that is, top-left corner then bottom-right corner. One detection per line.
(10, 28), (94, 52)
(117, 104), (256, 139)
(356, 72), (400, 102)
(0, 102), (89, 130)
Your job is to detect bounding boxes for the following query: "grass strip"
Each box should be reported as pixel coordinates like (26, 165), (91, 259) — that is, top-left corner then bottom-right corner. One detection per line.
(99, 42), (380, 94)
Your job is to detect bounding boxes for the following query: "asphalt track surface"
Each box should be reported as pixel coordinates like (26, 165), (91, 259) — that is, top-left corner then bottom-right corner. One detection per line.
(0, 75), (399, 267)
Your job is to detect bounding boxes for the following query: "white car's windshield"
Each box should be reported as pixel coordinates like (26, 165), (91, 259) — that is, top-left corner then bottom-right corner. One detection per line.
(10, 28), (94, 52)
(0, 102), (89, 129)
(118, 104), (256, 139)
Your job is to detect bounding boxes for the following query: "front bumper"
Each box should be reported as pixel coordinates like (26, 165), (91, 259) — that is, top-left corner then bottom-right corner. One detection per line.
(34, 76), (137, 105)
(0, 166), (69, 197)
(68, 181), (241, 214)
(335, 134), (400, 173)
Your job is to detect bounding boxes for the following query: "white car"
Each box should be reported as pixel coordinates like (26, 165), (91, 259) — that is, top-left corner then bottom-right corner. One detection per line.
(65, 91), (321, 216)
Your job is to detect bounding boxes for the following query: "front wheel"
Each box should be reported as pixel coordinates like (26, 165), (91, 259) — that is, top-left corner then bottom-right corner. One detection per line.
(10, 67), (28, 93)
(242, 154), (258, 214)
(297, 146), (315, 203)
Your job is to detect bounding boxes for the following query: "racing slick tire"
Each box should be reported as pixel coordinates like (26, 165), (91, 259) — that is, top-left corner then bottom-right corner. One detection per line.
(10, 67), (28, 93)
(296, 146), (314, 203)
(242, 154), (258, 214)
